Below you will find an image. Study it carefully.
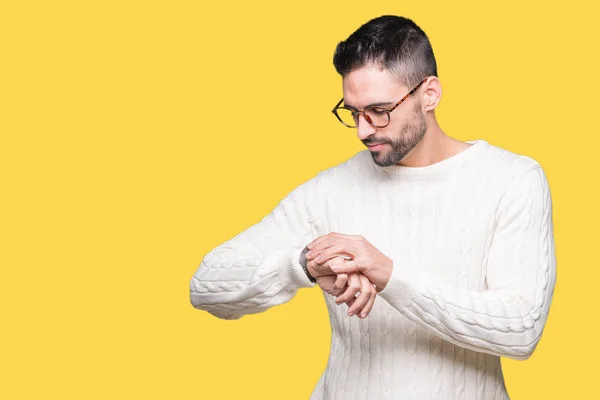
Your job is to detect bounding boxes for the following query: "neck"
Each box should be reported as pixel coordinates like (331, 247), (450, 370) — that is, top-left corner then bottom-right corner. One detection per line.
(396, 116), (471, 168)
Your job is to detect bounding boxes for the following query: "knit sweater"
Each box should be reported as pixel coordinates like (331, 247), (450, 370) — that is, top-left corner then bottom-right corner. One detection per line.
(190, 139), (556, 400)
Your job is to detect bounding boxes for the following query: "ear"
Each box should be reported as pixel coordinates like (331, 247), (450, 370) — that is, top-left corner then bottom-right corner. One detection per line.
(421, 76), (442, 112)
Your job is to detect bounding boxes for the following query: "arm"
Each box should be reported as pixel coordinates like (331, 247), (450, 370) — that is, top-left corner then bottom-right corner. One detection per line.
(190, 173), (324, 320)
(378, 166), (556, 360)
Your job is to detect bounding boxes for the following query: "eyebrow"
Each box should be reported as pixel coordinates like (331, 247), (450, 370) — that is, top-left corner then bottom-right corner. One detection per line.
(343, 101), (395, 110)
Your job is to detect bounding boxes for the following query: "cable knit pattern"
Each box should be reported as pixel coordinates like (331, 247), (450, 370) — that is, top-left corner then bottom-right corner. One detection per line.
(190, 139), (556, 399)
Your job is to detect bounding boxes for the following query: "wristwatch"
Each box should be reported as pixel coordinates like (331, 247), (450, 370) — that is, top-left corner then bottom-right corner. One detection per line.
(299, 246), (316, 283)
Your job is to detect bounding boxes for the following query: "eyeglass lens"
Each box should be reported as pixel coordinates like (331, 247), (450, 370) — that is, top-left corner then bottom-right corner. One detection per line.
(336, 108), (389, 128)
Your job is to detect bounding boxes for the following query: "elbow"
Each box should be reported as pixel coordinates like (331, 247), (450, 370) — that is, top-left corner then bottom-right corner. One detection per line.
(189, 291), (203, 310)
(503, 347), (535, 361)
(499, 332), (542, 361)
(189, 278), (202, 309)
(190, 292), (243, 320)
(189, 286), (245, 320)
(189, 268), (247, 320)
(189, 276), (214, 312)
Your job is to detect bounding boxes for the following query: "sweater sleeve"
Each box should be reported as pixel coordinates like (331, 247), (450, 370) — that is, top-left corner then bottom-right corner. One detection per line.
(189, 173), (324, 320)
(378, 166), (556, 360)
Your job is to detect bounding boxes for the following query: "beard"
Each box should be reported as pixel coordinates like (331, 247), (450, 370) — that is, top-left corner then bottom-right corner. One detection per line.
(364, 102), (427, 167)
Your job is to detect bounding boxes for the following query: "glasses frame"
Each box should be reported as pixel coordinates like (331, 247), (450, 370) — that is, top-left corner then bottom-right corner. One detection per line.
(331, 77), (429, 128)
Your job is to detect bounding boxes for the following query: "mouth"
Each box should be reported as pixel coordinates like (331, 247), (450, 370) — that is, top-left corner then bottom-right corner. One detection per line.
(367, 143), (386, 151)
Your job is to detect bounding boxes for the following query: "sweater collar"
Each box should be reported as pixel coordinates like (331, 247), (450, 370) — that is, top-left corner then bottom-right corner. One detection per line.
(372, 139), (488, 180)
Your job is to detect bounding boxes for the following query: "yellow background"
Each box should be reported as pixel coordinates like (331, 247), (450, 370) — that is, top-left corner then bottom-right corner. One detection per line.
(1, 1), (598, 399)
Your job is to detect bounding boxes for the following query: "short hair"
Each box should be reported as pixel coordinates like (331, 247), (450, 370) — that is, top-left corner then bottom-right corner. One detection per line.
(333, 15), (438, 88)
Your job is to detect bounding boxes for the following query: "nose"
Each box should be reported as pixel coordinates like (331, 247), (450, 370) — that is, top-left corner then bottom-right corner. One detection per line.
(356, 113), (376, 141)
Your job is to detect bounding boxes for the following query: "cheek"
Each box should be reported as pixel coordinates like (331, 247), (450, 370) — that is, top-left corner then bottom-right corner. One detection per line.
(384, 118), (405, 136)
(392, 111), (422, 132)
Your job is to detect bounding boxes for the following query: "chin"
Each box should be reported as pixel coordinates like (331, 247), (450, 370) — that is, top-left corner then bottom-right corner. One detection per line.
(372, 153), (400, 167)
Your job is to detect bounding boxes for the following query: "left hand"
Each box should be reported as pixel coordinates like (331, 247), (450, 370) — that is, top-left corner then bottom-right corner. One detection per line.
(305, 233), (394, 292)
(311, 255), (378, 318)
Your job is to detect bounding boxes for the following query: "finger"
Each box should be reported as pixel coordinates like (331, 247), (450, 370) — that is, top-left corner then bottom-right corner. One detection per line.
(306, 259), (325, 278)
(333, 273), (348, 293)
(306, 240), (338, 260)
(308, 232), (364, 250)
(307, 233), (337, 250)
(314, 245), (352, 264)
(330, 260), (359, 274)
(345, 297), (356, 309)
(315, 274), (335, 287)
(347, 274), (375, 317)
(335, 273), (361, 305)
(313, 256), (344, 277)
(359, 281), (378, 318)
(312, 251), (344, 267)
(307, 232), (353, 254)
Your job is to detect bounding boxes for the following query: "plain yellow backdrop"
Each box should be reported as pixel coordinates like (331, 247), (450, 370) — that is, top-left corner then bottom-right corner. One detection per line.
(1, 1), (598, 399)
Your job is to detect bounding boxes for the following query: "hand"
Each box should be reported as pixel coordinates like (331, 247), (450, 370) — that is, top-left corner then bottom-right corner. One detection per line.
(309, 257), (356, 297)
(315, 271), (350, 298)
(306, 233), (394, 291)
(313, 256), (377, 319)
(306, 252), (351, 278)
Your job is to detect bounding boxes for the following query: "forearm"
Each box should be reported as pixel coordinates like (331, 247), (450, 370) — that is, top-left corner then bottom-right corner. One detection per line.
(378, 258), (555, 359)
(190, 173), (324, 319)
(379, 167), (556, 359)
(191, 245), (314, 319)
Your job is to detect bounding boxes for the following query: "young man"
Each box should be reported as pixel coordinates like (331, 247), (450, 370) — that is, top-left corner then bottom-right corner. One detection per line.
(190, 15), (556, 399)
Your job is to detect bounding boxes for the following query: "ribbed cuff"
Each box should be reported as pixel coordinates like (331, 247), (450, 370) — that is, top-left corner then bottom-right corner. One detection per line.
(378, 262), (429, 310)
(284, 245), (317, 288)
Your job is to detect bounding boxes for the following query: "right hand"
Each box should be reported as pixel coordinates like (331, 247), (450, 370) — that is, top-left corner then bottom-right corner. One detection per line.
(313, 256), (377, 319)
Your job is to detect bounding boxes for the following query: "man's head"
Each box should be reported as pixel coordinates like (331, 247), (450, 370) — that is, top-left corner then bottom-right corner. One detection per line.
(332, 16), (440, 167)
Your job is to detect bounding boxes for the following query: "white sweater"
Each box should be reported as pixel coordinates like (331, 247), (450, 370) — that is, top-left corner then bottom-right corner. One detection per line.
(190, 139), (556, 400)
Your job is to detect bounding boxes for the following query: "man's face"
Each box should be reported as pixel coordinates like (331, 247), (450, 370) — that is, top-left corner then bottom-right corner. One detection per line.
(342, 64), (426, 167)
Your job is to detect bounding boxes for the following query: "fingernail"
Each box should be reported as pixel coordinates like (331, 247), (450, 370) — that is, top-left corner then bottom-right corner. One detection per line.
(348, 311), (354, 316)
(305, 251), (312, 258)
(361, 312), (367, 318)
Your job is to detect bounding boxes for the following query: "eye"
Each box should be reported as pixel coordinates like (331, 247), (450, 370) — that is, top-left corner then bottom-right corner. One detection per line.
(370, 108), (388, 115)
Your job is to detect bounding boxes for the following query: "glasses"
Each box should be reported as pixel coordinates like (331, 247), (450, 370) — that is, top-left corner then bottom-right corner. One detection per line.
(331, 77), (428, 128)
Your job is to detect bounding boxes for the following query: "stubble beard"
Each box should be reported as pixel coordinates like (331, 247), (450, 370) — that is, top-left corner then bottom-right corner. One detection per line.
(369, 103), (427, 167)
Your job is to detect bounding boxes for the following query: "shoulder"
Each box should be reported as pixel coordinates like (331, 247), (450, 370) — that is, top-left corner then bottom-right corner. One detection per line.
(479, 141), (541, 174)
(287, 150), (370, 201)
(474, 140), (546, 187)
(312, 150), (373, 183)
(475, 141), (552, 213)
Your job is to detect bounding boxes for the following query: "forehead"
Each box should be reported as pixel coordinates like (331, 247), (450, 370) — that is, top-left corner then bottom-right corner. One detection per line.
(342, 65), (406, 107)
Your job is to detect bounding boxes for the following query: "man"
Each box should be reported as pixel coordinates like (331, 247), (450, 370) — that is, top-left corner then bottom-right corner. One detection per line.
(190, 15), (556, 400)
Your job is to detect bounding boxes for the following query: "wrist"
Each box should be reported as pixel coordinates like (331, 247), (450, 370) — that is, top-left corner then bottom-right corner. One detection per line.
(375, 257), (393, 292)
(299, 246), (316, 283)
